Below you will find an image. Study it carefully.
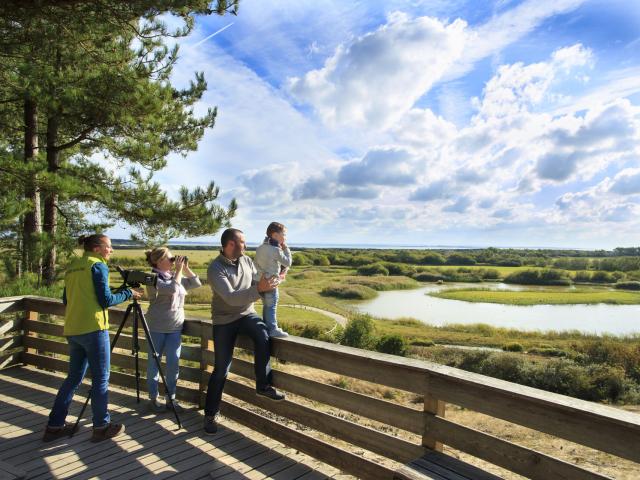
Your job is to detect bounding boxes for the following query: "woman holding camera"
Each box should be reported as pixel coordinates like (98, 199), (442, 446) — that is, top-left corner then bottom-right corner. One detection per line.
(145, 247), (201, 412)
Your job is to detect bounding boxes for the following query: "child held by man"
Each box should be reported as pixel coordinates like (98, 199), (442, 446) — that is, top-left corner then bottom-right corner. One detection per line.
(254, 222), (292, 338)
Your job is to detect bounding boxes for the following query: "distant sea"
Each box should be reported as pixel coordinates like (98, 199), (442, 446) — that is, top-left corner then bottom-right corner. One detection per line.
(112, 239), (590, 250)
(163, 241), (588, 250)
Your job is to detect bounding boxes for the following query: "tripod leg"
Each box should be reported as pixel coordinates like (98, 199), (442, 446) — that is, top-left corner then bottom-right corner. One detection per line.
(112, 303), (133, 352)
(136, 303), (182, 429)
(133, 308), (141, 403)
(70, 303), (133, 437)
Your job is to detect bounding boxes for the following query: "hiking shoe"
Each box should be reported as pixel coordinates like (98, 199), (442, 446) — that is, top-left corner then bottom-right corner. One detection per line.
(256, 386), (285, 401)
(165, 397), (185, 413)
(43, 423), (77, 442)
(269, 328), (289, 338)
(91, 422), (125, 442)
(149, 397), (165, 413)
(203, 415), (218, 435)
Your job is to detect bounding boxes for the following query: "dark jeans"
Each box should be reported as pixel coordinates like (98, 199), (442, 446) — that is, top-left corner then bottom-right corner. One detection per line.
(204, 313), (272, 416)
(48, 329), (111, 428)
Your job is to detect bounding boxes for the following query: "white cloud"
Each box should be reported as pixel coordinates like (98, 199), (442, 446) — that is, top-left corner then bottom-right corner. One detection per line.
(608, 168), (640, 195)
(287, 12), (467, 129)
(446, 0), (587, 80)
(474, 44), (592, 120)
(338, 147), (420, 186)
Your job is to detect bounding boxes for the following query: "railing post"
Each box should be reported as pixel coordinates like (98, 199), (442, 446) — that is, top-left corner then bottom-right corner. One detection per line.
(22, 309), (39, 363)
(199, 320), (213, 409)
(423, 376), (446, 452)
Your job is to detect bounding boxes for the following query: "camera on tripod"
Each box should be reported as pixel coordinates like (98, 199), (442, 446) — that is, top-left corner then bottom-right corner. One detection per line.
(116, 266), (157, 288)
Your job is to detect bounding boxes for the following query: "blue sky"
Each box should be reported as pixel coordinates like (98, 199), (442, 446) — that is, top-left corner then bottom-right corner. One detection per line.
(108, 0), (640, 248)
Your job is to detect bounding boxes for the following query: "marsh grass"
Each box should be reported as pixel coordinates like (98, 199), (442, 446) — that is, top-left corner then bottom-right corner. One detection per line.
(430, 288), (640, 305)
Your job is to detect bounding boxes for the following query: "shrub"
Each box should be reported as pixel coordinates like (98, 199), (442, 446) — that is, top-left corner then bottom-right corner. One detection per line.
(446, 253), (477, 265)
(504, 269), (571, 286)
(341, 315), (375, 349)
(615, 281), (640, 290)
(293, 253), (313, 266)
(381, 262), (417, 276)
(348, 255), (377, 266)
(590, 271), (615, 283)
(502, 342), (524, 352)
(314, 255), (331, 266)
(320, 284), (377, 300)
(357, 263), (389, 276)
(299, 324), (323, 339)
(496, 258), (522, 267)
(528, 347), (567, 357)
(375, 335), (407, 356)
(413, 272), (445, 282)
(420, 252), (446, 265)
(573, 271), (592, 283)
(480, 268), (500, 280)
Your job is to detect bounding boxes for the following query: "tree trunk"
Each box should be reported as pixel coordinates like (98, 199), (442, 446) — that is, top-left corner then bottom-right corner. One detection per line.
(22, 93), (42, 277)
(43, 114), (59, 285)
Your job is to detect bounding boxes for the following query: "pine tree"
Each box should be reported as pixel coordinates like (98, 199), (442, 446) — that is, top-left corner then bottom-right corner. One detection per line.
(0, 1), (240, 283)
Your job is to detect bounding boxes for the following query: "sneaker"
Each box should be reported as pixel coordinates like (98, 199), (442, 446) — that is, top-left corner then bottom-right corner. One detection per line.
(256, 386), (286, 401)
(269, 327), (289, 338)
(165, 397), (185, 413)
(203, 415), (218, 435)
(91, 422), (125, 442)
(149, 397), (164, 413)
(43, 422), (78, 442)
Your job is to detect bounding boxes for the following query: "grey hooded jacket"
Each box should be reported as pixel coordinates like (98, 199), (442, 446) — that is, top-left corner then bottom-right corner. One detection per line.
(254, 240), (292, 279)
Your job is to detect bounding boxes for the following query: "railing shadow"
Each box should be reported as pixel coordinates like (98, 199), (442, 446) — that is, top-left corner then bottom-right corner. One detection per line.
(0, 367), (327, 479)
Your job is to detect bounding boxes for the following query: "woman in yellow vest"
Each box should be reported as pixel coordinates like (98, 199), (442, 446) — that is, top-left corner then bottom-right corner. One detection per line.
(43, 234), (142, 442)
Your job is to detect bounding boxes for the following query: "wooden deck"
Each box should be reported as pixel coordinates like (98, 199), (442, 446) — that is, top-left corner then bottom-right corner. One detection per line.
(0, 366), (342, 480)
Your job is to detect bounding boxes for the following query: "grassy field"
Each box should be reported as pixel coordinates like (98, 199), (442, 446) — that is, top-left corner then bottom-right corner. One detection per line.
(431, 288), (640, 305)
(110, 249), (218, 267)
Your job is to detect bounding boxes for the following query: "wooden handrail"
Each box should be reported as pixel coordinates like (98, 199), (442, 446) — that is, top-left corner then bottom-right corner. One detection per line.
(3, 295), (638, 480)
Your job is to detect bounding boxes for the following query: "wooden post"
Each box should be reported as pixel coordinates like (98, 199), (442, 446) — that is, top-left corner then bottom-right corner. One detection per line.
(199, 321), (213, 409)
(422, 376), (446, 452)
(22, 309), (39, 364)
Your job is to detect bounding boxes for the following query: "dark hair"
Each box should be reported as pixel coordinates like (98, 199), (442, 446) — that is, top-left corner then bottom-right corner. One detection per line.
(78, 234), (108, 251)
(266, 222), (285, 237)
(221, 228), (243, 247)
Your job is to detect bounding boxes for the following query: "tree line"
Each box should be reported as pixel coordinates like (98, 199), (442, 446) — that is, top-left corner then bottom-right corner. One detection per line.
(0, 1), (239, 285)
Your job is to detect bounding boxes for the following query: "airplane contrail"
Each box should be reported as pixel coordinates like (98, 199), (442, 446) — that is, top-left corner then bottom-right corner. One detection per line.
(191, 22), (234, 48)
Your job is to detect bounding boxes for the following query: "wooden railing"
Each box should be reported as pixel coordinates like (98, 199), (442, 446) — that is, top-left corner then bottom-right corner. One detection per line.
(1, 295), (639, 480)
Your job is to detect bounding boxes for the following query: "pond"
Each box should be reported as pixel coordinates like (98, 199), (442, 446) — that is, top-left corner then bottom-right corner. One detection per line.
(349, 283), (640, 335)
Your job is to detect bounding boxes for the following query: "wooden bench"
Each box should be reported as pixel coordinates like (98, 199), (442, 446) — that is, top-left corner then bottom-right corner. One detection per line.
(395, 451), (502, 480)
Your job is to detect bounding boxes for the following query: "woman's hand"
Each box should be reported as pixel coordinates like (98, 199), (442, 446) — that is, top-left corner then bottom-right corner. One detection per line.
(182, 256), (196, 277)
(174, 256), (186, 273)
(130, 288), (144, 300)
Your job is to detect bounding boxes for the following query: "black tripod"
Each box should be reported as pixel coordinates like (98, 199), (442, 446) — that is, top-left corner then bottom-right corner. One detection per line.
(71, 295), (182, 435)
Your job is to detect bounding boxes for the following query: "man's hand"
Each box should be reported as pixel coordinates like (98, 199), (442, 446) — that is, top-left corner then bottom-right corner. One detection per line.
(131, 288), (144, 300)
(257, 275), (278, 293)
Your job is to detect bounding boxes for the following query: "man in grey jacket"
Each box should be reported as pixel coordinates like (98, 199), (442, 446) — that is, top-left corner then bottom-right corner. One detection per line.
(203, 228), (285, 434)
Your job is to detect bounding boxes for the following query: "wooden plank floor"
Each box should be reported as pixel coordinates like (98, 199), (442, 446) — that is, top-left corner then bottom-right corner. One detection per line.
(0, 365), (343, 479)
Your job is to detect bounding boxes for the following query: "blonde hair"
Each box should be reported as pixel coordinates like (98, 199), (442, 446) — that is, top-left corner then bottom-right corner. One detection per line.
(145, 247), (170, 267)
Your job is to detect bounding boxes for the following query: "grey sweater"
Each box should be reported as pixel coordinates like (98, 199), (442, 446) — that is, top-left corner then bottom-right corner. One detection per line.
(145, 271), (202, 333)
(207, 253), (261, 325)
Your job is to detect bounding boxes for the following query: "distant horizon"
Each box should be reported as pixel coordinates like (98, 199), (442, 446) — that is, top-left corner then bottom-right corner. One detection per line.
(111, 238), (632, 251)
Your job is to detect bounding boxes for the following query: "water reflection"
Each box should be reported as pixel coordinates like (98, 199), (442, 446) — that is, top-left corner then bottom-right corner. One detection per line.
(349, 283), (640, 335)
